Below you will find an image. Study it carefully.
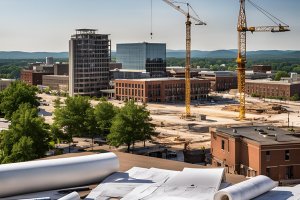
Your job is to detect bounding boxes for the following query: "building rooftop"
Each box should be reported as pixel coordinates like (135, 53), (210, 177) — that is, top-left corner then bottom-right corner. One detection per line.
(246, 80), (300, 85)
(199, 71), (237, 76)
(43, 75), (69, 78)
(167, 67), (210, 73)
(115, 77), (208, 82)
(216, 126), (300, 145)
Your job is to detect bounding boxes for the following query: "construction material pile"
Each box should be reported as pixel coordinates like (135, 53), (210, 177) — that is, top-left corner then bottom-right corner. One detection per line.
(222, 103), (287, 114)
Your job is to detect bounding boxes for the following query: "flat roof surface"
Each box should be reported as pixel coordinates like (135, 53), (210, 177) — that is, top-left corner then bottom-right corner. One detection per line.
(246, 80), (300, 85)
(37, 150), (247, 198)
(115, 77), (208, 82)
(43, 75), (69, 78)
(216, 126), (300, 145)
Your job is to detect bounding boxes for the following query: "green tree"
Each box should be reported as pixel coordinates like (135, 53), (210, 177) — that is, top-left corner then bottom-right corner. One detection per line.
(0, 103), (51, 164)
(100, 96), (108, 102)
(95, 100), (119, 134)
(274, 71), (290, 81)
(53, 97), (62, 109)
(290, 94), (299, 101)
(107, 99), (158, 152)
(45, 87), (50, 94)
(53, 96), (91, 153)
(1, 136), (36, 164)
(52, 91), (57, 96)
(0, 81), (39, 120)
(84, 107), (100, 150)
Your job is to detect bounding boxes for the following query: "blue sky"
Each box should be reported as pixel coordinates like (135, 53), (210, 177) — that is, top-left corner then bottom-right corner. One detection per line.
(0, 0), (299, 52)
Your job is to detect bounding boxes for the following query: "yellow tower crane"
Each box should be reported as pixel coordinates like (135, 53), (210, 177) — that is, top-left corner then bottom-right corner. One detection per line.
(162, 0), (206, 117)
(237, 0), (290, 119)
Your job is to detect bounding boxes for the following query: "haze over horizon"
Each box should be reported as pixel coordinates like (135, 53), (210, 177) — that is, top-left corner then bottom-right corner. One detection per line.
(0, 0), (299, 52)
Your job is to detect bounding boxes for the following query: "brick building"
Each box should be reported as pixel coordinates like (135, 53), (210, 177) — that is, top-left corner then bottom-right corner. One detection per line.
(115, 78), (210, 103)
(252, 65), (272, 73)
(166, 67), (210, 78)
(210, 126), (300, 181)
(21, 71), (54, 86)
(245, 80), (300, 100)
(199, 71), (238, 91)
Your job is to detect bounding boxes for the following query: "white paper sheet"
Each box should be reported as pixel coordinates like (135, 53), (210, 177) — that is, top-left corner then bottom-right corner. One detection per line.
(253, 185), (300, 200)
(214, 175), (276, 200)
(122, 167), (225, 200)
(84, 167), (178, 200)
(164, 168), (225, 189)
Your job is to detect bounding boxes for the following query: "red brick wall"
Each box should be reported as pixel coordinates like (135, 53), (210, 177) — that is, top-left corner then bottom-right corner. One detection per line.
(21, 71), (54, 86)
(245, 82), (300, 100)
(21, 71), (33, 86)
(261, 144), (300, 181)
(115, 79), (210, 103)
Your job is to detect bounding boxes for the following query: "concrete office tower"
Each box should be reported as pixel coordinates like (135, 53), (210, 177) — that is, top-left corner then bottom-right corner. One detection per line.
(46, 57), (53, 65)
(69, 29), (111, 97)
(116, 42), (166, 77)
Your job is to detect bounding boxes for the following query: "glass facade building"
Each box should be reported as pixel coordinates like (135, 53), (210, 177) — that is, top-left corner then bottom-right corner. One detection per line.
(116, 43), (166, 77)
(69, 29), (111, 97)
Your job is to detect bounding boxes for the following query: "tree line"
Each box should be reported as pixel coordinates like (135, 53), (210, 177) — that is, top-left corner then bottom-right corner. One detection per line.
(167, 58), (300, 73)
(0, 81), (157, 164)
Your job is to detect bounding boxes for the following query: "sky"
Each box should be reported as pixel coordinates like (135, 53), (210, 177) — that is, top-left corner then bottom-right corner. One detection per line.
(0, 0), (299, 52)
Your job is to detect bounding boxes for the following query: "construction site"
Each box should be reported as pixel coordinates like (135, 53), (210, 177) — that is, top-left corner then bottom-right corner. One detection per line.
(38, 89), (300, 165)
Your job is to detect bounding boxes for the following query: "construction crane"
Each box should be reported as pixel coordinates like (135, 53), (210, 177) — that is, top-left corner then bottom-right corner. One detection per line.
(237, 0), (290, 119)
(162, 0), (206, 117)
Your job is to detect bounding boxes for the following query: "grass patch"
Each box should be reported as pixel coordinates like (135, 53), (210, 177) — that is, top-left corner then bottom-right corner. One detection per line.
(54, 150), (64, 155)
(88, 149), (109, 153)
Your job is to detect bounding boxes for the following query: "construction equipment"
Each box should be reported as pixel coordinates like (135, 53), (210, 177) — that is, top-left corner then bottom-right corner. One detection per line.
(237, 0), (290, 119)
(162, 0), (206, 117)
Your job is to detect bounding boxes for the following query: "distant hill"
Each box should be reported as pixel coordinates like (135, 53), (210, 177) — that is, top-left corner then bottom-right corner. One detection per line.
(0, 50), (298, 59)
(203, 50), (236, 58)
(0, 51), (69, 59)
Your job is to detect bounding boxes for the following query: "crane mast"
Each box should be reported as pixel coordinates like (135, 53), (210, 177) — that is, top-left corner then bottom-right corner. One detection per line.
(185, 10), (191, 116)
(237, 0), (247, 119)
(236, 0), (290, 119)
(162, 0), (205, 117)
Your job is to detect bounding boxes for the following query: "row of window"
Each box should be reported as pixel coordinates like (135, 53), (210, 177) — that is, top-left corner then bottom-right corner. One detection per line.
(266, 150), (290, 161)
(117, 83), (144, 89)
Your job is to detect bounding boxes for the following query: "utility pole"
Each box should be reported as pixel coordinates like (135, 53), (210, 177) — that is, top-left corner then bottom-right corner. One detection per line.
(288, 111), (290, 128)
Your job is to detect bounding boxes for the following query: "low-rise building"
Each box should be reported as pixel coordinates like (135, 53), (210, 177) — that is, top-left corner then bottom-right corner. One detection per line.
(166, 67), (210, 78)
(115, 77), (210, 103)
(42, 75), (69, 92)
(21, 71), (54, 86)
(0, 79), (15, 91)
(252, 65), (272, 73)
(211, 126), (300, 181)
(199, 71), (238, 91)
(245, 79), (300, 100)
(54, 63), (69, 75)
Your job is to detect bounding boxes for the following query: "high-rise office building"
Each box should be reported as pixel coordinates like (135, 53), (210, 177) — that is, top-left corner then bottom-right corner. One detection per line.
(69, 29), (111, 97)
(116, 42), (166, 77)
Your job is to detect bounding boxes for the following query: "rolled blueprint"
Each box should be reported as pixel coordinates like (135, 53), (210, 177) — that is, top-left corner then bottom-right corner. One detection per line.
(58, 192), (80, 200)
(0, 153), (119, 198)
(214, 175), (276, 200)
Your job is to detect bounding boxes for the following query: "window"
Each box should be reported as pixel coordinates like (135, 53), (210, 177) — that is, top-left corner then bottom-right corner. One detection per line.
(266, 151), (270, 161)
(222, 140), (225, 150)
(286, 166), (293, 179)
(285, 150), (290, 160)
(266, 168), (270, 177)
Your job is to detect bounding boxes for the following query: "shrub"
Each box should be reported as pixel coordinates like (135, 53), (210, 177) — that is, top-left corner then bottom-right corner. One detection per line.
(251, 93), (261, 97)
(290, 94), (299, 101)
(45, 87), (50, 94)
(54, 150), (63, 155)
